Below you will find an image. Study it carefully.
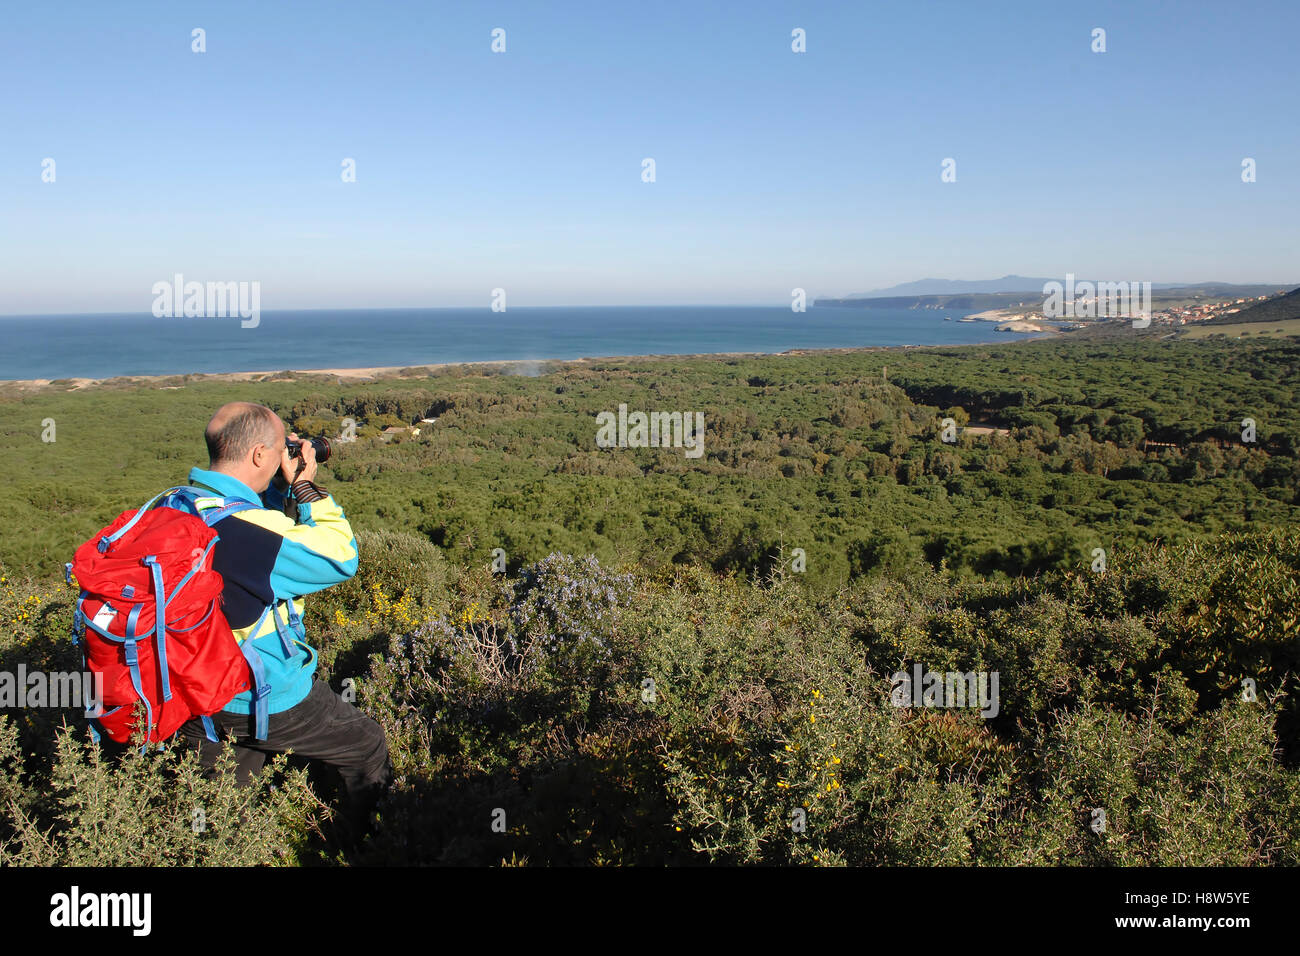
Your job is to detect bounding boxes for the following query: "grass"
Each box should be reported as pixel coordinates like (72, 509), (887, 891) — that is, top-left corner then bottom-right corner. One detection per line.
(1181, 318), (1300, 339)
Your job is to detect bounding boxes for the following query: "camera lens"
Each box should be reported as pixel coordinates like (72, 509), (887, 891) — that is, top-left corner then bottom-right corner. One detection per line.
(285, 436), (331, 463)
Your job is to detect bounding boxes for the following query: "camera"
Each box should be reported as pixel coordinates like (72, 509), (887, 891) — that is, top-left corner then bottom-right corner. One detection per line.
(285, 436), (332, 464)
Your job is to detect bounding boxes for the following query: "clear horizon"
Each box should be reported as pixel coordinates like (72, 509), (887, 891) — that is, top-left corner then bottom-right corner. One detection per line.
(2, 0), (1297, 314)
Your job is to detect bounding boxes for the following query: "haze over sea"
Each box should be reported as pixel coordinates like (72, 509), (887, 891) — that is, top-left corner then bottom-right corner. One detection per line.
(0, 306), (1046, 381)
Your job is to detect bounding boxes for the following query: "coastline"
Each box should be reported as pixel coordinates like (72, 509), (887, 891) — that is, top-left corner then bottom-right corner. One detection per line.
(963, 308), (1063, 335)
(0, 352), (826, 392)
(0, 337), (1064, 393)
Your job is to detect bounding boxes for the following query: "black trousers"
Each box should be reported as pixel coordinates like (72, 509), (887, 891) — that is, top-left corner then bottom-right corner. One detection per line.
(178, 678), (393, 841)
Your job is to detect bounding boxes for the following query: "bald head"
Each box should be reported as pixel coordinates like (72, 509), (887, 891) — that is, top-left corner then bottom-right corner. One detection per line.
(205, 402), (282, 468)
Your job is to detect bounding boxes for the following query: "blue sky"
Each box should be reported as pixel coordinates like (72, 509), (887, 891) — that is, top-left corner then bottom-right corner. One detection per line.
(1, 0), (1296, 313)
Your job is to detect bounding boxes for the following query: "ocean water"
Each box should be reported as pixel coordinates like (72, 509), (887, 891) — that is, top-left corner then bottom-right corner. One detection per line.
(0, 306), (1046, 381)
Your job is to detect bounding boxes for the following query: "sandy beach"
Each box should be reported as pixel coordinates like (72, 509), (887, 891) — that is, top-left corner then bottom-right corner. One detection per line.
(0, 334), (1070, 394)
(995, 320), (1060, 334)
(1, 351), (790, 393)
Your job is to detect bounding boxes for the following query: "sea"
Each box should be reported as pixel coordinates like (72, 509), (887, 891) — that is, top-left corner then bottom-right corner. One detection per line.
(0, 306), (1047, 381)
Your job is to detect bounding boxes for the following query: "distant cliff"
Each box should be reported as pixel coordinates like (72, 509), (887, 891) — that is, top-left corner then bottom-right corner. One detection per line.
(816, 292), (1043, 311)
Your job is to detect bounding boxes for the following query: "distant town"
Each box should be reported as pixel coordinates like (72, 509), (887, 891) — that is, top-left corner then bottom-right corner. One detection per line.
(815, 282), (1298, 336)
(991, 291), (1287, 330)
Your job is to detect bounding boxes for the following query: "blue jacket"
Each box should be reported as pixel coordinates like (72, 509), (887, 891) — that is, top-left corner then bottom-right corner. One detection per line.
(178, 467), (359, 716)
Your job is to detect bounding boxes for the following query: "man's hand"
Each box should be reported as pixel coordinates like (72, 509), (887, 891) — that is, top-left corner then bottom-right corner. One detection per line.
(280, 432), (319, 486)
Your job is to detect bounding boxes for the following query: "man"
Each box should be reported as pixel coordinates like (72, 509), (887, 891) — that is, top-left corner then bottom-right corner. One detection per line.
(175, 401), (391, 845)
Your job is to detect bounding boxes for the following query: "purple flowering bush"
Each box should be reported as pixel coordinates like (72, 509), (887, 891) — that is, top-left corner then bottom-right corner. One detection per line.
(509, 553), (635, 682)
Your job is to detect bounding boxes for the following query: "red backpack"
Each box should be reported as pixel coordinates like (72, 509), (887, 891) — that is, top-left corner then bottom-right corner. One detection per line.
(68, 486), (271, 746)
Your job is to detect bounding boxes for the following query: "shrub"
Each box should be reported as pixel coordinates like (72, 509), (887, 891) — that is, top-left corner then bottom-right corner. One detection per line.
(3, 530), (1298, 866)
(0, 718), (326, 866)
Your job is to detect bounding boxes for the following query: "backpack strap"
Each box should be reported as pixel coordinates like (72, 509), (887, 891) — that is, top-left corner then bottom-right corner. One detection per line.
(238, 641), (272, 741)
(120, 608), (155, 752)
(269, 601), (305, 658)
(97, 486), (213, 554)
(165, 537), (219, 606)
(199, 715), (219, 743)
(200, 499), (261, 526)
(141, 555), (173, 704)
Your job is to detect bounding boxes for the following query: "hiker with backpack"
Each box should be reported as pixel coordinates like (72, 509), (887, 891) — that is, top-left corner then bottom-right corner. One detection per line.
(71, 401), (391, 846)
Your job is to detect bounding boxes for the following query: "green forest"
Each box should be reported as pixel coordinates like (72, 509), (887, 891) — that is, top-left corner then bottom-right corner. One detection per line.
(3, 335), (1298, 584)
(0, 333), (1298, 864)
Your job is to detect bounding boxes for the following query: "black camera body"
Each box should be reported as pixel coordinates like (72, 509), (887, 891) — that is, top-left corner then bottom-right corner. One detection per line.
(285, 436), (332, 463)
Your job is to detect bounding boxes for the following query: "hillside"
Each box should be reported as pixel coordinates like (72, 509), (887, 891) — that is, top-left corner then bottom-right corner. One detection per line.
(1203, 286), (1300, 325)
